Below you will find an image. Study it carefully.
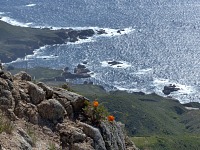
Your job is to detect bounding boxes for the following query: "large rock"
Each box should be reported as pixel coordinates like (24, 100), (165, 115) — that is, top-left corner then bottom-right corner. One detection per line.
(78, 122), (107, 150)
(100, 121), (126, 150)
(53, 87), (87, 112)
(37, 99), (66, 122)
(0, 89), (14, 108)
(0, 78), (9, 90)
(27, 81), (45, 105)
(56, 122), (95, 150)
(99, 121), (138, 150)
(0, 71), (13, 81)
(57, 123), (86, 144)
(55, 97), (74, 119)
(14, 102), (39, 124)
(162, 84), (180, 95)
(14, 71), (32, 81)
(37, 82), (54, 99)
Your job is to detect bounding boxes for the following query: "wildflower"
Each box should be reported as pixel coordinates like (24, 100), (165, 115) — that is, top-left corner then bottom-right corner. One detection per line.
(93, 100), (99, 107)
(108, 115), (115, 122)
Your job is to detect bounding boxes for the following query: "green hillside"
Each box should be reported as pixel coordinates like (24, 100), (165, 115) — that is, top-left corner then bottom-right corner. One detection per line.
(70, 84), (200, 150)
(0, 20), (63, 62)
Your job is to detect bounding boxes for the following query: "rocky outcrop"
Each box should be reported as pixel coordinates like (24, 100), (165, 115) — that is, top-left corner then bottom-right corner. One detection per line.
(37, 99), (66, 122)
(108, 61), (123, 66)
(162, 84), (180, 95)
(14, 71), (32, 81)
(0, 68), (138, 150)
(0, 20), (116, 63)
(61, 64), (91, 79)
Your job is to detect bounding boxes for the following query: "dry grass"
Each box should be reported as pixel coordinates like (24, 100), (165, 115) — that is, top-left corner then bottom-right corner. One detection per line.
(0, 111), (14, 134)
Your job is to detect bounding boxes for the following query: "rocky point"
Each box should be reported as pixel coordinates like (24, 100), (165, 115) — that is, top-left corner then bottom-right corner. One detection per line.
(0, 62), (138, 150)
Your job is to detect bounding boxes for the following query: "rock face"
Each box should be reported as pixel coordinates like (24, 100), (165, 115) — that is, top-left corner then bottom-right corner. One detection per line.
(162, 84), (180, 95)
(0, 68), (138, 150)
(108, 61), (123, 66)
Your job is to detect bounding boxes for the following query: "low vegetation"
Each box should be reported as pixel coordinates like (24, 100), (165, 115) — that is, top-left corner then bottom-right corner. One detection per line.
(26, 124), (37, 147)
(0, 111), (14, 134)
(83, 100), (110, 125)
(132, 135), (200, 150)
(48, 142), (57, 150)
(8, 67), (62, 81)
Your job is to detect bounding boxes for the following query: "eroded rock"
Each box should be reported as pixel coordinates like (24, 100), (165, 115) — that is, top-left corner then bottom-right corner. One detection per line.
(37, 99), (66, 122)
(14, 71), (32, 81)
(37, 82), (54, 99)
(27, 81), (45, 105)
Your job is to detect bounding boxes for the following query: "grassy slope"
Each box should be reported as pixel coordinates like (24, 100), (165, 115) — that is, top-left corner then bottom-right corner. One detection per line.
(0, 20), (62, 62)
(8, 67), (63, 81)
(132, 135), (200, 150)
(70, 84), (200, 150)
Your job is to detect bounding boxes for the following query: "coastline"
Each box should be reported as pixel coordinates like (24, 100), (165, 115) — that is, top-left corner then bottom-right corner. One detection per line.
(0, 18), (133, 63)
(0, 18), (197, 104)
(0, 20), (97, 63)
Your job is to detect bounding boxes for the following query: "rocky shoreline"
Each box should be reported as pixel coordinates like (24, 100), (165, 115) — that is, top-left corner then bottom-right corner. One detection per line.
(0, 20), (116, 63)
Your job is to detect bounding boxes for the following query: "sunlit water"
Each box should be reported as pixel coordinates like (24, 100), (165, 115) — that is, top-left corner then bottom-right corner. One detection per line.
(1, 0), (200, 103)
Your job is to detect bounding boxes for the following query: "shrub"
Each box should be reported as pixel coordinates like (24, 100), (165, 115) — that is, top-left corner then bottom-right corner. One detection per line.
(61, 83), (73, 92)
(83, 100), (110, 125)
(48, 141), (56, 150)
(26, 124), (37, 146)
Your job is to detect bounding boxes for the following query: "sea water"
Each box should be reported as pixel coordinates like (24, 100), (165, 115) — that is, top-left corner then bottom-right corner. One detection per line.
(1, 0), (200, 103)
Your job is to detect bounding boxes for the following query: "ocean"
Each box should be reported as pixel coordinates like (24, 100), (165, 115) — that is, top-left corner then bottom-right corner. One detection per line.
(1, 0), (200, 103)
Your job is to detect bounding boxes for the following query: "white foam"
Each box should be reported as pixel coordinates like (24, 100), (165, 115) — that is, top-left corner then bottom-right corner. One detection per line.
(185, 107), (199, 110)
(0, 12), (5, 15)
(26, 4), (36, 7)
(96, 27), (135, 37)
(0, 16), (32, 27)
(101, 61), (131, 68)
(5, 45), (49, 65)
(134, 68), (153, 75)
(66, 37), (95, 45)
(153, 78), (170, 85)
(153, 78), (196, 96)
(172, 83), (195, 95)
(89, 72), (96, 78)
(34, 55), (58, 59)
(35, 25), (135, 38)
(26, 45), (49, 59)
(115, 86), (139, 92)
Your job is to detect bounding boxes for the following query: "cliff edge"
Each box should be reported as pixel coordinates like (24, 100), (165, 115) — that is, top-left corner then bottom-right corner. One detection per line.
(0, 64), (138, 150)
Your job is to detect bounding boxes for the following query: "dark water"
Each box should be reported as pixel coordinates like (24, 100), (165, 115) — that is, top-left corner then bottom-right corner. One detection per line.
(1, 0), (200, 103)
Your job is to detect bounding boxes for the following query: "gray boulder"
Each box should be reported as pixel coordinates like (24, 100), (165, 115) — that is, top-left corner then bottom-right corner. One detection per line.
(37, 82), (54, 99)
(27, 81), (45, 105)
(37, 99), (66, 122)
(53, 87), (86, 112)
(0, 90), (14, 108)
(100, 121), (126, 150)
(78, 122), (107, 150)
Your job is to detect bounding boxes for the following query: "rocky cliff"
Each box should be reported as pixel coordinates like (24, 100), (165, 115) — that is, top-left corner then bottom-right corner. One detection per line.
(0, 65), (138, 150)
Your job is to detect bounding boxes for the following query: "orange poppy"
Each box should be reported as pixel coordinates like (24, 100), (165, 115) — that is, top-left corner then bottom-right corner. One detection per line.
(93, 100), (99, 107)
(108, 115), (115, 122)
